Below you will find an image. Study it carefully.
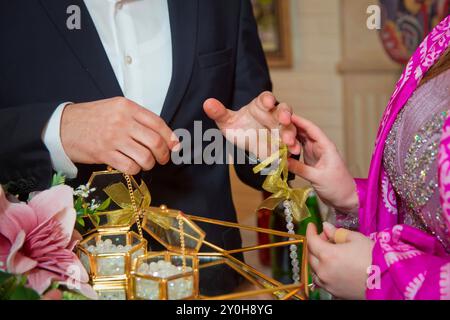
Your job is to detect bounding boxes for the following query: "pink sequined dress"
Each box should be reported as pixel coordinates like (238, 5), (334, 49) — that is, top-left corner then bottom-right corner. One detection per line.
(338, 16), (450, 300)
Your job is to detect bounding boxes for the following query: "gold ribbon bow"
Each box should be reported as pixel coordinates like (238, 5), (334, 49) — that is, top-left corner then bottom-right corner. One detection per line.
(103, 180), (171, 229)
(253, 144), (312, 222)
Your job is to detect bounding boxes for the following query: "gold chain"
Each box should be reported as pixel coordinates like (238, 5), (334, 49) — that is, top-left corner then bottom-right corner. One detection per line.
(177, 214), (187, 272)
(124, 174), (144, 239)
(123, 171), (185, 269)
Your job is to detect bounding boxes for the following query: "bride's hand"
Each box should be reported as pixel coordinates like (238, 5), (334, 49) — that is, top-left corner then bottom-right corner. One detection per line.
(307, 223), (374, 300)
(286, 114), (358, 213)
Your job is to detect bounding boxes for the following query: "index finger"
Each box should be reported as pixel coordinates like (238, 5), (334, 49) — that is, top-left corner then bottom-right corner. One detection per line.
(133, 105), (180, 150)
(306, 223), (333, 259)
(254, 91), (277, 112)
(275, 102), (293, 125)
(291, 114), (329, 144)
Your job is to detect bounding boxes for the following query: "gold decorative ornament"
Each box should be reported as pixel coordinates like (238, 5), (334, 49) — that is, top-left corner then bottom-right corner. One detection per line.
(77, 230), (147, 282)
(123, 173), (144, 239)
(76, 170), (148, 299)
(77, 168), (310, 300)
(130, 251), (199, 300)
(253, 144), (313, 223)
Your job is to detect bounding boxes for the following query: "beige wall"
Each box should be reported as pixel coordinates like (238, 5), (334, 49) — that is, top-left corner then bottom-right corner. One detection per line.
(232, 0), (402, 218)
(272, 0), (344, 153)
(339, 0), (401, 176)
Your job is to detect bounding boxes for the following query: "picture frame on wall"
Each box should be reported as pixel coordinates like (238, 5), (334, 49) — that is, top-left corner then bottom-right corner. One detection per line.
(252, 0), (292, 68)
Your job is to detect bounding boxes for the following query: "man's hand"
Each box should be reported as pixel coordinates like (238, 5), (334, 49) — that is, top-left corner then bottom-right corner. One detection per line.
(61, 97), (180, 175)
(203, 92), (300, 159)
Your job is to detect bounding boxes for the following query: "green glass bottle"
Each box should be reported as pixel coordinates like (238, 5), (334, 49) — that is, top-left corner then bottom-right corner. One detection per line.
(300, 194), (323, 300)
(270, 193), (323, 299)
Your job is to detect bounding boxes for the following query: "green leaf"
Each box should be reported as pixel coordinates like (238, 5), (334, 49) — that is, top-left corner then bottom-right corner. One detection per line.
(17, 275), (27, 287)
(76, 217), (85, 227)
(0, 274), (17, 299)
(9, 286), (41, 300)
(74, 197), (83, 212)
(50, 282), (60, 291)
(62, 291), (88, 300)
(97, 197), (111, 211)
(0, 271), (14, 285)
(92, 214), (100, 225)
(51, 172), (66, 187)
(0, 272), (43, 300)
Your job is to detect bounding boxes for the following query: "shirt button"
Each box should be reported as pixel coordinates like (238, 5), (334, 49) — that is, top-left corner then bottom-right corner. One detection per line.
(125, 55), (133, 65)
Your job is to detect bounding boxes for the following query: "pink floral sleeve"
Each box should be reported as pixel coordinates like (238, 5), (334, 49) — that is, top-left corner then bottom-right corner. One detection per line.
(438, 114), (450, 240)
(366, 116), (450, 300)
(367, 225), (449, 299)
(354, 178), (368, 209)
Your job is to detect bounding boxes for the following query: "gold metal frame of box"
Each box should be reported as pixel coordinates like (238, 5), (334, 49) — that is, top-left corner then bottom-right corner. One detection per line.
(186, 214), (309, 300)
(145, 211), (309, 300)
(78, 169), (310, 300)
(142, 206), (309, 300)
(93, 280), (129, 300)
(85, 169), (144, 233)
(77, 230), (147, 283)
(130, 251), (199, 300)
(79, 212), (309, 300)
(141, 206), (206, 255)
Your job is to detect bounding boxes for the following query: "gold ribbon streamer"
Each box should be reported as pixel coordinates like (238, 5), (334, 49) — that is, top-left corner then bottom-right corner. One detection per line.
(103, 180), (171, 229)
(253, 144), (312, 222)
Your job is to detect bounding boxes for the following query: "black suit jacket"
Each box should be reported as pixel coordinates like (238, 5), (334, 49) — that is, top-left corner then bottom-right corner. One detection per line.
(0, 0), (271, 259)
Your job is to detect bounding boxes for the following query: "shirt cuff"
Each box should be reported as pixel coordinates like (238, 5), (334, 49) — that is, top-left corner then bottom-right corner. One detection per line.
(42, 102), (78, 179)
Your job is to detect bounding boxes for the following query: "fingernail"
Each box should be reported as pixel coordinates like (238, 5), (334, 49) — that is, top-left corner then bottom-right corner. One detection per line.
(323, 221), (335, 230)
(172, 142), (181, 152)
(289, 148), (300, 156)
(289, 136), (296, 145)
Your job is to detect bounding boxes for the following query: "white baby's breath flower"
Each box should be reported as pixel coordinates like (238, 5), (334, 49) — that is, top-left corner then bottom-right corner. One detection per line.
(89, 199), (101, 211)
(74, 184), (96, 198)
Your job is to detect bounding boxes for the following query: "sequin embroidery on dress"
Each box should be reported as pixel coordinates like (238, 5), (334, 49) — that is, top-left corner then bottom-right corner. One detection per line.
(383, 69), (450, 251)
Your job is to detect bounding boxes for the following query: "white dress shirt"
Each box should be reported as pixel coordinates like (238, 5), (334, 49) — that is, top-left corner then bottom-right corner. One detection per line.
(42, 0), (173, 178)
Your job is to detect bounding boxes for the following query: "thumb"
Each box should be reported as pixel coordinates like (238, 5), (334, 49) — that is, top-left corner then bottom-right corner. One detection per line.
(203, 98), (233, 125)
(306, 223), (333, 256)
(323, 221), (362, 244)
(322, 221), (337, 240)
(306, 222), (318, 238)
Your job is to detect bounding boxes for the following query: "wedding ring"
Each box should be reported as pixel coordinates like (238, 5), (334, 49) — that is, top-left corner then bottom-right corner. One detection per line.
(334, 228), (350, 244)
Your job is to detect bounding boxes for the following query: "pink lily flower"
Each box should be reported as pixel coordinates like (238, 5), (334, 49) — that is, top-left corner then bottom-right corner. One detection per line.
(0, 185), (97, 299)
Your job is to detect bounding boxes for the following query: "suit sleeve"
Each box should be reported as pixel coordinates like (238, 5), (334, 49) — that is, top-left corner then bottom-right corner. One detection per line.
(0, 103), (57, 194)
(230, 0), (273, 190)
